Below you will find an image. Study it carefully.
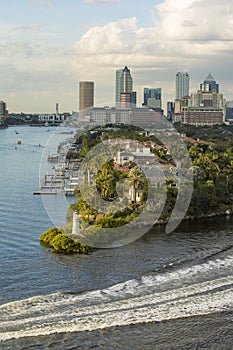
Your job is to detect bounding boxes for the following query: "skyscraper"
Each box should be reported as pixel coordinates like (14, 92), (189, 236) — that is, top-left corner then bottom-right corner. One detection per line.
(176, 72), (190, 100)
(79, 81), (94, 112)
(115, 66), (133, 107)
(115, 69), (123, 107)
(200, 73), (219, 93)
(0, 100), (7, 126)
(143, 88), (162, 110)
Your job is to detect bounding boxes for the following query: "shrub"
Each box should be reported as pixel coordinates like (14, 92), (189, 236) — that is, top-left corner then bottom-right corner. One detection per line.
(40, 227), (91, 254)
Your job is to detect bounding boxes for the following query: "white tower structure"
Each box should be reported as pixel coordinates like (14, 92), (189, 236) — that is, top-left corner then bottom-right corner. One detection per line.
(72, 211), (80, 235)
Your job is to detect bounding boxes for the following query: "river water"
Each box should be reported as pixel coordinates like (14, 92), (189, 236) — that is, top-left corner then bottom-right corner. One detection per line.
(0, 126), (233, 349)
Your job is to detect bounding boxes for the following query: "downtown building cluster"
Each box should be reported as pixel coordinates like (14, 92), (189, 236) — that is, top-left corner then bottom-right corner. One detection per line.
(173, 73), (229, 126)
(79, 68), (233, 127)
(78, 66), (164, 128)
(1, 67), (233, 127)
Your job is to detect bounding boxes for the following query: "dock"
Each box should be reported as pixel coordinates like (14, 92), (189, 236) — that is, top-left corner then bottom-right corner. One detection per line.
(64, 188), (76, 195)
(33, 191), (57, 195)
(34, 143), (80, 196)
(34, 164), (79, 196)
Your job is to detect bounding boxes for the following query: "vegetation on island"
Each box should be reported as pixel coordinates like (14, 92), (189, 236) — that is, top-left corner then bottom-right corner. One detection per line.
(179, 124), (233, 217)
(41, 123), (233, 253)
(39, 227), (91, 254)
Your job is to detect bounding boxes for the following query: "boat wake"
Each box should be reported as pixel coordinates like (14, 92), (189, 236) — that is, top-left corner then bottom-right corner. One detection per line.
(1, 252), (233, 341)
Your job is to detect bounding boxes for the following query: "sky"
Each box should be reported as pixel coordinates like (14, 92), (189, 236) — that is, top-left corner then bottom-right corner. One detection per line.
(1, 0), (233, 113)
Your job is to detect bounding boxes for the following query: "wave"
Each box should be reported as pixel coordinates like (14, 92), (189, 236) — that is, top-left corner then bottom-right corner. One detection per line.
(1, 253), (233, 341)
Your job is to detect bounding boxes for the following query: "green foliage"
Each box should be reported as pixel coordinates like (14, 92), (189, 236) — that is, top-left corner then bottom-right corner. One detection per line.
(40, 227), (91, 254)
(39, 227), (62, 245)
(66, 124), (233, 245)
(96, 159), (121, 201)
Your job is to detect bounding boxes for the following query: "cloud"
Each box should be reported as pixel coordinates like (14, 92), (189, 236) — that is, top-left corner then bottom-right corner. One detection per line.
(75, 17), (137, 55)
(2, 0), (233, 112)
(14, 23), (44, 31)
(0, 41), (34, 57)
(72, 0), (233, 106)
(83, 0), (119, 3)
(30, 0), (54, 8)
(154, 0), (233, 41)
(73, 0), (233, 71)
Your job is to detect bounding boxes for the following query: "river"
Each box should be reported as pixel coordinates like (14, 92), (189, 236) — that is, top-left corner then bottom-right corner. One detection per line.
(0, 126), (232, 349)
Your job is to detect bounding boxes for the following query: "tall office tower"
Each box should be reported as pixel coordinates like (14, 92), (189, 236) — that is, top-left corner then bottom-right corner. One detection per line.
(176, 72), (190, 100)
(115, 69), (123, 107)
(131, 91), (137, 107)
(0, 101), (6, 117)
(167, 101), (174, 121)
(143, 88), (162, 109)
(115, 66), (133, 107)
(79, 81), (94, 112)
(0, 100), (7, 126)
(226, 100), (233, 120)
(200, 73), (219, 93)
(120, 92), (132, 108)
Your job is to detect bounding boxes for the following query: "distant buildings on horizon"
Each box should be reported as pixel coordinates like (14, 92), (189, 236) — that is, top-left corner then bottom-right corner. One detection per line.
(2, 67), (233, 127)
(77, 67), (233, 126)
(174, 73), (229, 126)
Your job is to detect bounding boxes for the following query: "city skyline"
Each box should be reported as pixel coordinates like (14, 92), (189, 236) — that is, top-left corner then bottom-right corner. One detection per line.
(0, 0), (233, 113)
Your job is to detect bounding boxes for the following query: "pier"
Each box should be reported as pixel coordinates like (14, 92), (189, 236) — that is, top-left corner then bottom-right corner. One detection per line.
(34, 163), (79, 196)
(33, 191), (57, 195)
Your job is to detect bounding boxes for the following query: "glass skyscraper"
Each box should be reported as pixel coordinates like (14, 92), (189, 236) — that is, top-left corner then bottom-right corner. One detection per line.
(200, 73), (219, 93)
(176, 72), (190, 100)
(115, 66), (133, 107)
(143, 88), (161, 105)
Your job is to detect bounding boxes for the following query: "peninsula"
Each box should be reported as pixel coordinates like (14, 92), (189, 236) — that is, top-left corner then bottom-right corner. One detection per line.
(40, 123), (233, 253)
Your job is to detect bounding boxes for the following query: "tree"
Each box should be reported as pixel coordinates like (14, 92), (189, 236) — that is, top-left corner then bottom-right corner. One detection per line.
(128, 167), (145, 203)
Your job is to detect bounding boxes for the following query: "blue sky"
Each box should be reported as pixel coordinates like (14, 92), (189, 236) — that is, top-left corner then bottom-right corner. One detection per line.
(1, 0), (233, 113)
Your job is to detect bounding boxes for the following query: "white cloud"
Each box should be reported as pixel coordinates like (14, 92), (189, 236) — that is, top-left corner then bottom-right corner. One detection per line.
(2, 0), (233, 112)
(75, 17), (137, 55)
(14, 23), (44, 31)
(72, 0), (233, 106)
(0, 41), (34, 57)
(154, 0), (233, 41)
(30, 0), (54, 8)
(83, 0), (119, 3)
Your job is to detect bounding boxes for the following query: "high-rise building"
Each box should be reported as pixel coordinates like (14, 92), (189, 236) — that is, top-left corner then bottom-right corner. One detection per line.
(79, 81), (94, 112)
(167, 101), (174, 121)
(115, 69), (123, 107)
(176, 72), (190, 100)
(180, 85), (225, 126)
(120, 93), (132, 108)
(0, 101), (7, 117)
(115, 66), (133, 107)
(131, 91), (137, 107)
(226, 100), (233, 120)
(200, 73), (219, 93)
(0, 101), (7, 126)
(190, 90), (225, 108)
(143, 88), (162, 110)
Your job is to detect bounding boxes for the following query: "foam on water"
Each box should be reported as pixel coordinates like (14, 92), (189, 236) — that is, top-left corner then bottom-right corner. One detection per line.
(1, 253), (233, 341)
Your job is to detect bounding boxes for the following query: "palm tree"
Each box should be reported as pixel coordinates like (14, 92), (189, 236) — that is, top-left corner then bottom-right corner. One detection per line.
(128, 167), (145, 204)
